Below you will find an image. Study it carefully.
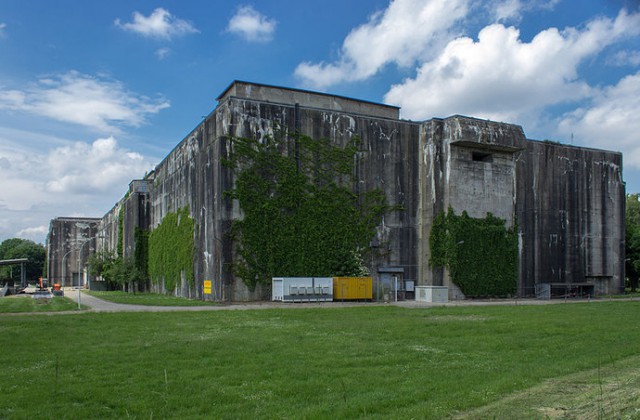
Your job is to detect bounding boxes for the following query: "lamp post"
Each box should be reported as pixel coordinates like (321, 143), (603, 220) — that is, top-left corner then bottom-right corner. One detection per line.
(77, 239), (92, 309)
(61, 249), (74, 288)
(73, 233), (105, 309)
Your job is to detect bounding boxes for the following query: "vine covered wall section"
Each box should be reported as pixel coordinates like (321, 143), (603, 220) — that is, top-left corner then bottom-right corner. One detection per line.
(148, 207), (195, 293)
(430, 208), (518, 297)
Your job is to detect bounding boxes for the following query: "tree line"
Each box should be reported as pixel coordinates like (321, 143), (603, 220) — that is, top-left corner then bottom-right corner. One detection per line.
(0, 238), (46, 284)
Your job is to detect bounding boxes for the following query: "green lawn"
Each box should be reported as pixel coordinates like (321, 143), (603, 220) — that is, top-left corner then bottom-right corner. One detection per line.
(0, 301), (639, 418)
(86, 290), (218, 306)
(0, 295), (82, 313)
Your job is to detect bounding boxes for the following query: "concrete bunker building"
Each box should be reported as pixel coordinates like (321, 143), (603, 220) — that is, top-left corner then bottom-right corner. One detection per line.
(47, 81), (625, 300)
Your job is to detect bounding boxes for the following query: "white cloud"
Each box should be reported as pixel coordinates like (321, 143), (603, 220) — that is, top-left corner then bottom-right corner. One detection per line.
(294, 0), (469, 89)
(115, 8), (198, 39)
(155, 47), (171, 60)
(227, 5), (276, 42)
(557, 71), (640, 167)
(607, 49), (640, 66)
(492, 0), (522, 22)
(0, 135), (154, 243)
(0, 71), (170, 132)
(383, 9), (640, 123)
(490, 0), (559, 23)
(0, 23), (6, 38)
(46, 137), (151, 194)
(16, 226), (48, 242)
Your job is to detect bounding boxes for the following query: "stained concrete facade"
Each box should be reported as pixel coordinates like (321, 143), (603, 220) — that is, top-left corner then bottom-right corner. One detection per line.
(46, 217), (100, 287)
(47, 81), (626, 300)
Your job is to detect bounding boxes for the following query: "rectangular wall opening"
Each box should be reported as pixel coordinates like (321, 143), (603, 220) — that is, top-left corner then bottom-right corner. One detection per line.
(472, 151), (493, 162)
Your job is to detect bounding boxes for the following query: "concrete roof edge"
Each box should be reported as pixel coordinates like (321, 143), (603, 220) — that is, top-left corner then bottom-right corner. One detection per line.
(216, 80), (400, 111)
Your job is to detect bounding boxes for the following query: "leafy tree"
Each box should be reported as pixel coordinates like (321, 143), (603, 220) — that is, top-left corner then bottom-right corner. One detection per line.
(0, 238), (45, 283)
(87, 251), (117, 289)
(88, 252), (147, 292)
(225, 133), (389, 289)
(105, 257), (146, 292)
(626, 194), (640, 292)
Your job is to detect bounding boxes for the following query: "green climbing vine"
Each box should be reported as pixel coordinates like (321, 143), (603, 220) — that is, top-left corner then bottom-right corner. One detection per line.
(225, 132), (389, 290)
(134, 227), (149, 280)
(148, 206), (195, 292)
(117, 205), (124, 258)
(429, 208), (518, 297)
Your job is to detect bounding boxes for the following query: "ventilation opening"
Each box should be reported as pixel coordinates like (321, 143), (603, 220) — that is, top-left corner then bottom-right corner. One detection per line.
(472, 151), (493, 162)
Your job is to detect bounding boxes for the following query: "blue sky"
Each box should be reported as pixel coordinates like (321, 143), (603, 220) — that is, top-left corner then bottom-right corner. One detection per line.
(0, 0), (639, 245)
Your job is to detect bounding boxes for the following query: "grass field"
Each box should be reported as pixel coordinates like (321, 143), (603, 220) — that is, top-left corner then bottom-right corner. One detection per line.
(86, 291), (219, 306)
(0, 301), (639, 418)
(0, 295), (82, 313)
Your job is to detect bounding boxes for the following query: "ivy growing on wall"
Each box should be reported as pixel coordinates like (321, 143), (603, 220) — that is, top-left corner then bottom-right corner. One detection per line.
(224, 133), (389, 290)
(117, 206), (124, 258)
(429, 208), (518, 297)
(134, 227), (149, 285)
(148, 207), (195, 292)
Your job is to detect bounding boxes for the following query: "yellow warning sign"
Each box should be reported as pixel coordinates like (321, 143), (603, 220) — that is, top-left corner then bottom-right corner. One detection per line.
(204, 280), (212, 294)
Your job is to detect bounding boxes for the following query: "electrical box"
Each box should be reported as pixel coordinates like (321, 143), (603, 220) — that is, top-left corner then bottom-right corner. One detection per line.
(415, 286), (448, 303)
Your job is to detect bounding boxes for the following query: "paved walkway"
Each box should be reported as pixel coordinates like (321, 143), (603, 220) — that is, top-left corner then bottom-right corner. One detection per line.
(2, 289), (634, 316)
(62, 290), (636, 313)
(65, 290), (291, 312)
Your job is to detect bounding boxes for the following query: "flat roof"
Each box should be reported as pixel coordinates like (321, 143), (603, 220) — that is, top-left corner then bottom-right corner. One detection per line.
(53, 217), (101, 222)
(0, 258), (28, 266)
(217, 80), (400, 120)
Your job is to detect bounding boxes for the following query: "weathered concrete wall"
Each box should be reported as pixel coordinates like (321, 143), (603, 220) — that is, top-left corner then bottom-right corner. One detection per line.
(46, 217), (99, 286)
(419, 116), (526, 296)
(219, 80), (400, 120)
(48, 81), (626, 301)
(516, 141), (625, 295)
(443, 116), (526, 225)
(98, 200), (123, 256)
(122, 181), (152, 260)
(145, 94), (420, 301)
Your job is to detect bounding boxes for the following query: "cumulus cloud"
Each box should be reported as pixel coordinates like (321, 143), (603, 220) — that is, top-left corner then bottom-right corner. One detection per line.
(383, 9), (640, 123)
(115, 8), (198, 39)
(0, 135), (154, 242)
(16, 226), (48, 241)
(295, 0), (469, 89)
(46, 137), (151, 194)
(0, 71), (170, 132)
(227, 5), (276, 42)
(557, 71), (640, 167)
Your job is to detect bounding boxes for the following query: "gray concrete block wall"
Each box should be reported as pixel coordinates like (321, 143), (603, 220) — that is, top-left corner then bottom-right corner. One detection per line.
(418, 116), (527, 296)
(516, 141), (625, 295)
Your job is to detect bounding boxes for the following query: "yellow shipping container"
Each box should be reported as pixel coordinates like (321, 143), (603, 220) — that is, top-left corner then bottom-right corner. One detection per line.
(333, 277), (372, 300)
